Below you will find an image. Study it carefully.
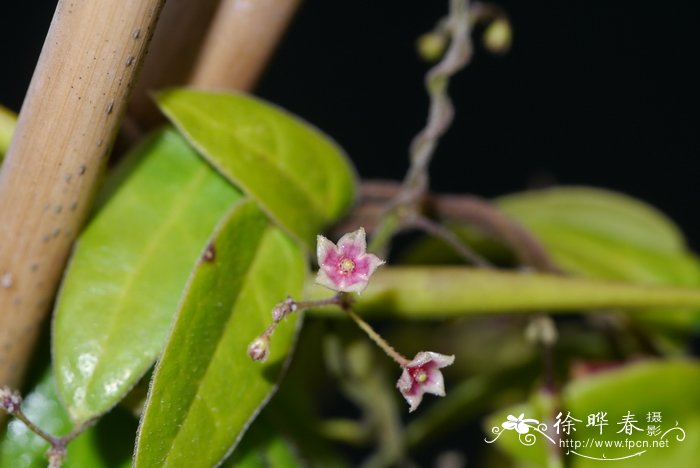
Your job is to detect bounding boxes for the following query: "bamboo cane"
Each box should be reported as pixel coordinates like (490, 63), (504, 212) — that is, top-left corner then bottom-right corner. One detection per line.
(127, 0), (302, 132)
(0, 0), (165, 391)
(188, 0), (301, 89)
(128, 0), (222, 129)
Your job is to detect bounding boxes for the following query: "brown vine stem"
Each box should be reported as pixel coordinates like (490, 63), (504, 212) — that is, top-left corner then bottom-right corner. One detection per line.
(2, 386), (97, 467)
(398, 0), (472, 206)
(368, 0), (476, 258)
(402, 212), (492, 267)
(0, 0), (166, 404)
(430, 193), (560, 273)
(338, 180), (560, 273)
(254, 293), (411, 367)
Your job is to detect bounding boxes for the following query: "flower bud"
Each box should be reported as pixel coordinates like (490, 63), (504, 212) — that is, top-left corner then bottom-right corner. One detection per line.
(525, 316), (558, 346)
(248, 336), (270, 362)
(0, 386), (22, 413)
(483, 18), (512, 55)
(417, 32), (447, 62)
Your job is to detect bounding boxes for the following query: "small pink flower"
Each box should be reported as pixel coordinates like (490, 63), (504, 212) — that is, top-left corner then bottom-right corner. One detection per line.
(316, 227), (385, 293)
(396, 351), (455, 412)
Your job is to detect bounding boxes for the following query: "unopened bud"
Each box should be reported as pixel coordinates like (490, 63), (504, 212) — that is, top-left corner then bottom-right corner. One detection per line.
(248, 336), (270, 362)
(0, 386), (22, 413)
(417, 32), (447, 62)
(525, 316), (558, 346)
(483, 18), (512, 55)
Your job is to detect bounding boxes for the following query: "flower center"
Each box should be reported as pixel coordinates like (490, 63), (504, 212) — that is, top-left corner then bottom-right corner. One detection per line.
(338, 257), (355, 275)
(414, 369), (428, 383)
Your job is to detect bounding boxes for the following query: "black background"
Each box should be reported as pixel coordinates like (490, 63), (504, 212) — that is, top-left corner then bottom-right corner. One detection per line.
(2, 1), (699, 245)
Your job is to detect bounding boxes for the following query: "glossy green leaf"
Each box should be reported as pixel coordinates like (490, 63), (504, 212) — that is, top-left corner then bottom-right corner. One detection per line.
(0, 104), (17, 159)
(0, 369), (134, 468)
(497, 186), (700, 327)
(307, 267), (700, 318)
(498, 186), (687, 254)
(486, 360), (700, 467)
(232, 320), (350, 468)
(134, 199), (305, 468)
(53, 128), (242, 423)
(496, 186), (700, 285)
(156, 88), (357, 249)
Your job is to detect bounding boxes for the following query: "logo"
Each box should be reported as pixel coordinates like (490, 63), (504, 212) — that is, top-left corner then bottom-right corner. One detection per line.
(485, 411), (686, 461)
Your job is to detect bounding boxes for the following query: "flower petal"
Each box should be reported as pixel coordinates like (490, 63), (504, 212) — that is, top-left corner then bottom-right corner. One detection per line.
(420, 369), (446, 397)
(315, 268), (341, 291)
(338, 277), (370, 293)
(515, 422), (531, 434)
(396, 368), (413, 392)
(316, 234), (338, 267)
(502, 421), (517, 430)
(408, 351), (455, 369)
(403, 390), (424, 413)
(365, 253), (385, 275)
(336, 227), (367, 258)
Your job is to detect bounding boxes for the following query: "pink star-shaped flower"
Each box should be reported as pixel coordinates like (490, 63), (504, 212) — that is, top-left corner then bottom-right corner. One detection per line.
(316, 227), (385, 293)
(396, 351), (455, 412)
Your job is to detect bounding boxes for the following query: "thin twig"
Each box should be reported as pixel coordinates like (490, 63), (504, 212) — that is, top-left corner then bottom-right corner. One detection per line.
(399, 0), (473, 206)
(10, 410), (55, 445)
(1, 387), (96, 467)
(345, 308), (410, 367)
(403, 213), (492, 267)
(60, 418), (98, 445)
(369, 0), (474, 254)
(431, 194), (560, 273)
(339, 180), (560, 273)
(252, 292), (411, 368)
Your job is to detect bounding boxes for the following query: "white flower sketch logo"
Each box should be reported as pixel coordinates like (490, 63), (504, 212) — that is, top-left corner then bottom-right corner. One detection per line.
(502, 413), (540, 434)
(486, 413), (555, 446)
(485, 412), (687, 462)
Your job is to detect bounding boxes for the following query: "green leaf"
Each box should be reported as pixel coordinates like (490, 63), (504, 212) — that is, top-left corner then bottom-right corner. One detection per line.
(0, 368), (135, 468)
(134, 199), (306, 468)
(53, 128), (242, 423)
(307, 267), (700, 319)
(498, 186), (687, 254)
(497, 186), (700, 327)
(485, 360), (700, 467)
(496, 186), (700, 285)
(233, 319), (350, 468)
(0, 104), (17, 159)
(156, 88), (357, 249)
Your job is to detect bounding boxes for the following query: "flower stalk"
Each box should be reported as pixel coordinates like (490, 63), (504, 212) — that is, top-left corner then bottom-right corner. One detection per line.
(1, 387), (93, 467)
(399, 0), (472, 207)
(249, 228), (456, 411)
(368, 0), (480, 259)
